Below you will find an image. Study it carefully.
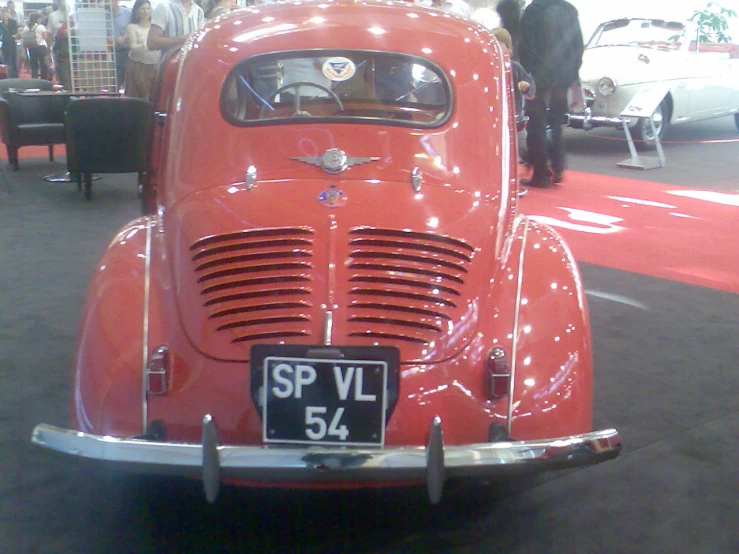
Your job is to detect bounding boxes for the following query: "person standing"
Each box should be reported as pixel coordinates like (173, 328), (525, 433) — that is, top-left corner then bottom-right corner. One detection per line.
(491, 27), (535, 120)
(46, 0), (67, 85)
(519, 0), (583, 187)
(51, 20), (71, 89)
(206, 0), (237, 19)
(112, 0), (133, 92)
(46, 1), (66, 46)
(0, 8), (20, 78)
(23, 12), (49, 80)
(125, 0), (159, 100)
(7, 1), (22, 24)
(147, 0), (205, 52)
(496, 0), (524, 59)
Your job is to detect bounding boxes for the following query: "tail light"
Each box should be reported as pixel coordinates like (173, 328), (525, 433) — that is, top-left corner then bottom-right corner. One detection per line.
(487, 346), (510, 398)
(146, 345), (170, 395)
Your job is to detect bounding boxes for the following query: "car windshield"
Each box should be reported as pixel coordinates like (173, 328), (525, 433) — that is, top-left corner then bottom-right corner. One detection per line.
(221, 50), (451, 127)
(588, 19), (686, 50)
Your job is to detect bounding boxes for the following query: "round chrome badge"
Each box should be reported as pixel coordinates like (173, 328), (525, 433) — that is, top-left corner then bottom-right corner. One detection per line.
(321, 148), (349, 174)
(318, 188), (348, 208)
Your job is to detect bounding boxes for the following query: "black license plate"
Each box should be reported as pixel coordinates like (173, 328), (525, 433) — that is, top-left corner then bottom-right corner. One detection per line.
(251, 345), (399, 446)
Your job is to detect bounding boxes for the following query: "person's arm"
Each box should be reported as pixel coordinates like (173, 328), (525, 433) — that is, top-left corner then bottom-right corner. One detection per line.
(571, 8), (585, 71)
(147, 24), (188, 51)
(514, 61), (536, 100)
(127, 23), (146, 54)
(39, 25), (49, 48)
(148, 4), (191, 51)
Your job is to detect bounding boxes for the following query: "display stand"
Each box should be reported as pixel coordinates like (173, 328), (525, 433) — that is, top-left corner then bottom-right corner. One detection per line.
(616, 83), (669, 170)
(45, 2), (118, 185)
(617, 116), (666, 170)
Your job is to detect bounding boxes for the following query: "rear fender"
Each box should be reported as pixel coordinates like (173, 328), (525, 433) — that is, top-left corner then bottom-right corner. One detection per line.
(71, 217), (151, 436)
(508, 219), (593, 439)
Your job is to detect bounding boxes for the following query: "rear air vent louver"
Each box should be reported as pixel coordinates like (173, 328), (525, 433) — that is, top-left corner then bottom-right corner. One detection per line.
(346, 228), (474, 344)
(190, 228), (314, 343)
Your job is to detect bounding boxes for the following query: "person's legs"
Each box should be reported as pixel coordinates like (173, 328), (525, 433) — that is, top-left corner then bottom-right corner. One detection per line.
(29, 46), (40, 78)
(547, 86), (569, 182)
(57, 60), (71, 90)
(19, 46), (28, 72)
(39, 47), (49, 81)
(523, 85), (551, 186)
(5, 49), (19, 78)
(115, 49), (129, 92)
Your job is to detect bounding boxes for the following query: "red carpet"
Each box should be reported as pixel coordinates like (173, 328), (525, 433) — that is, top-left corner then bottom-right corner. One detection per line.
(520, 170), (739, 294)
(0, 145), (66, 160)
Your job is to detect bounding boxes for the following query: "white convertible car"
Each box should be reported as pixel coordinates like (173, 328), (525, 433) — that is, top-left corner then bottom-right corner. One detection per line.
(567, 18), (739, 147)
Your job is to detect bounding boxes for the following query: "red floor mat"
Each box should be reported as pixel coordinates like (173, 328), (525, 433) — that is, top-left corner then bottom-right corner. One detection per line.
(0, 144), (66, 160)
(520, 170), (739, 294)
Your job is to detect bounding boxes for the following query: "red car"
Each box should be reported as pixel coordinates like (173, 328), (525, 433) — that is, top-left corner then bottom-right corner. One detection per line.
(32, 0), (620, 504)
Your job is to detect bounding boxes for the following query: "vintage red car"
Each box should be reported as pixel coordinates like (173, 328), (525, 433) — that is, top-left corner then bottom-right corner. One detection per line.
(32, 0), (621, 503)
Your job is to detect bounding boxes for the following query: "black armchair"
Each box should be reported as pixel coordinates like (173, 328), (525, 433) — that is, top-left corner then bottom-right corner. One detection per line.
(0, 79), (70, 170)
(65, 97), (153, 201)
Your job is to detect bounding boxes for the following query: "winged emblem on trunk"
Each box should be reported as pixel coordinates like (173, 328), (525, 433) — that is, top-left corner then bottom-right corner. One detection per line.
(291, 148), (380, 174)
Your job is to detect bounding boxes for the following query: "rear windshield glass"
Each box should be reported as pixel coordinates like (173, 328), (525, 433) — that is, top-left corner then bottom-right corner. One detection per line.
(221, 50), (451, 127)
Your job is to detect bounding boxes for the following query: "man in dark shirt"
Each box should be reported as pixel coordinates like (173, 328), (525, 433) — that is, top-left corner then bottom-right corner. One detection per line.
(0, 7), (19, 78)
(519, 0), (583, 187)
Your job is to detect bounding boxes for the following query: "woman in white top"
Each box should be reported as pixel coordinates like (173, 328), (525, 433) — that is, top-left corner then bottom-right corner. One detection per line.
(125, 0), (159, 100)
(23, 12), (49, 80)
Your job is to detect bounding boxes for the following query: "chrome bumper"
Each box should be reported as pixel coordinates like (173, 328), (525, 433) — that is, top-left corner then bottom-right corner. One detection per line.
(567, 109), (628, 130)
(32, 416), (621, 504)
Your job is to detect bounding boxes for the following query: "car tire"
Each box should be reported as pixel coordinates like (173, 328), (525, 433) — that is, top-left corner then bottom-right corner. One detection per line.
(631, 100), (668, 150)
(735, 113), (739, 132)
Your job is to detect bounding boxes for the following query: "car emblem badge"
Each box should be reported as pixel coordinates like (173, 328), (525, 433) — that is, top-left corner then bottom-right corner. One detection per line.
(318, 187), (347, 208)
(291, 148), (380, 174)
(322, 57), (356, 82)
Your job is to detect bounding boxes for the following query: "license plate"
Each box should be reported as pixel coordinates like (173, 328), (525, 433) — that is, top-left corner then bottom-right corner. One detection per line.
(251, 345), (399, 446)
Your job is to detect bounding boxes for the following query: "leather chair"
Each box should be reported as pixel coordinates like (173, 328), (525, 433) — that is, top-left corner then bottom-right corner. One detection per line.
(65, 97), (153, 201)
(0, 79), (70, 170)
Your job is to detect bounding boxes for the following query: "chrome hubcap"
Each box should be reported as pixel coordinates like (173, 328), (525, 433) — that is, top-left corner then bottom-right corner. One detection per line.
(642, 105), (664, 141)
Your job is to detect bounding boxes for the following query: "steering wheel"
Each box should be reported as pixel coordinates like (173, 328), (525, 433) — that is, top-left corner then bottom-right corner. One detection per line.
(261, 81), (344, 118)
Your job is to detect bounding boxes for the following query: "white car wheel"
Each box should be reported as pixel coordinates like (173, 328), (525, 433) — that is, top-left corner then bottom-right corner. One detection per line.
(632, 101), (668, 150)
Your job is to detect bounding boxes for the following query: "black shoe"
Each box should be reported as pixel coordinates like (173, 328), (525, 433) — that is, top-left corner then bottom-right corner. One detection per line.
(552, 169), (564, 184)
(521, 175), (551, 188)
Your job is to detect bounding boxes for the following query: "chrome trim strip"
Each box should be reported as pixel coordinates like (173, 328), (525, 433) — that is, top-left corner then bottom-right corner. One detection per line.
(31, 424), (621, 481)
(141, 217), (153, 434)
(496, 37), (512, 259)
(508, 217), (529, 435)
(322, 310), (333, 345)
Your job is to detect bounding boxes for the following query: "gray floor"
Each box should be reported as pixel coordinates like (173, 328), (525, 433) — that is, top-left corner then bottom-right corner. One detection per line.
(1, 118), (738, 553)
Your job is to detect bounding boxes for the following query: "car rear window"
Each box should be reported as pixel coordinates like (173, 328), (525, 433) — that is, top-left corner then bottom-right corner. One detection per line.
(221, 50), (451, 128)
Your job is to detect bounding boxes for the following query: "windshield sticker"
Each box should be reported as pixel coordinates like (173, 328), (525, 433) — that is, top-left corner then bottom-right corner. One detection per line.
(322, 57), (356, 82)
